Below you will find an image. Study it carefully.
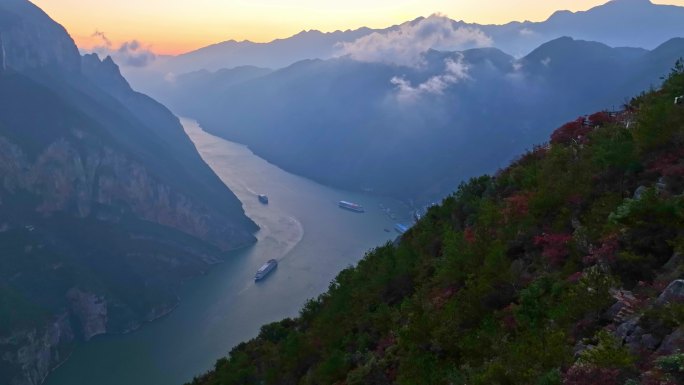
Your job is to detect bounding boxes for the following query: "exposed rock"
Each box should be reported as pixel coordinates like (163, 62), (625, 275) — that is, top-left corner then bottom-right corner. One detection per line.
(0, 134), (254, 251)
(0, 312), (74, 385)
(0, 0), (81, 73)
(604, 300), (626, 321)
(639, 334), (660, 351)
(573, 341), (591, 358)
(66, 289), (108, 341)
(633, 185), (647, 199)
(656, 328), (684, 355)
(616, 317), (641, 342)
(659, 253), (683, 283)
(0, 2), (256, 384)
(655, 279), (684, 306)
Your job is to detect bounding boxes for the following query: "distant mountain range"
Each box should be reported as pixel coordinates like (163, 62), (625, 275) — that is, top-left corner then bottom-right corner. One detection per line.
(151, 36), (684, 201)
(123, 0), (684, 93)
(0, 1), (257, 384)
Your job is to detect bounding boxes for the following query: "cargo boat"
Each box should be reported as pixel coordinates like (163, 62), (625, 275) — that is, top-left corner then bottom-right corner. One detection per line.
(338, 200), (364, 213)
(255, 259), (277, 281)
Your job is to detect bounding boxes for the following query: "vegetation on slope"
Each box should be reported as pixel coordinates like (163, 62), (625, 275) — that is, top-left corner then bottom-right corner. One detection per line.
(189, 64), (684, 385)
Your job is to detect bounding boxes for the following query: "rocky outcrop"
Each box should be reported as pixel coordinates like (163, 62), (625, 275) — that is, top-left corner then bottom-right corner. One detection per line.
(0, 2), (257, 385)
(66, 289), (108, 341)
(0, 134), (254, 250)
(0, 0), (80, 73)
(612, 279), (684, 356)
(655, 279), (684, 306)
(0, 313), (74, 385)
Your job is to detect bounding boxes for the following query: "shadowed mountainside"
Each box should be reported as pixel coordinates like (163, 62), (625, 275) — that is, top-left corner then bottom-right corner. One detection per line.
(0, 1), (257, 384)
(156, 37), (684, 202)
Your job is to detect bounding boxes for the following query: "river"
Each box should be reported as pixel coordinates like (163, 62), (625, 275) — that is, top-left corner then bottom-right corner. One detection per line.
(44, 118), (410, 385)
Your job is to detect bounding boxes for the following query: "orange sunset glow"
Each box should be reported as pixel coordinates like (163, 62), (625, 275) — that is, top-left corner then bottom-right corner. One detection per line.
(31, 0), (684, 55)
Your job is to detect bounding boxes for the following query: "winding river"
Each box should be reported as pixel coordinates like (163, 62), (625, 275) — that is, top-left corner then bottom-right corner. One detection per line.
(45, 118), (410, 385)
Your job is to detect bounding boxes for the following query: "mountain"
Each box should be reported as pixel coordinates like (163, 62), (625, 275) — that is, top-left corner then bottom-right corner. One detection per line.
(0, 1), (257, 384)
(171, 28), (373, 72)
(152, 65), (273, 114)
(156, 37), (684, 202)
(187, 63), (684, 385)
(122, 0), (684, 94)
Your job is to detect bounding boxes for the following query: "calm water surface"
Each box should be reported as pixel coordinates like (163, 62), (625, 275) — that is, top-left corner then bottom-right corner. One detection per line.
(45, 118), (409, 385)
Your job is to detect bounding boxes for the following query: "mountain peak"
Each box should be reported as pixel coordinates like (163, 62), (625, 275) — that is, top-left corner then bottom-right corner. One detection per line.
(609, 0), (652, 4)
(0, 0), (80, 73)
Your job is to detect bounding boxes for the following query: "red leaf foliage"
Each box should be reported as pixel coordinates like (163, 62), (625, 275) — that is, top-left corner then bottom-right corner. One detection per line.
(587, 111), (616, 127)
(566, 271), (584, 283)
(464, 227), (476, 245)
(562, 365), (621, 385)
(503, 192), (532, 221)
(534, 233), (573, 266)
(550, 117), (591, 145)
(583, 234), (619, 266)
(647, 148), (684, 177)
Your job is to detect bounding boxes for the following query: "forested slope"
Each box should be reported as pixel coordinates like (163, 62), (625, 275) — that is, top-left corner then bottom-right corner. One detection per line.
(189, 65), (684, 385)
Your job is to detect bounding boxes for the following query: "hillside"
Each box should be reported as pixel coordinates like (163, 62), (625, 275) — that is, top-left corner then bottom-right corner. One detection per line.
(187, 65), (684, 385)
(160, 38), (684, 202)
(0, 1), (257, 384)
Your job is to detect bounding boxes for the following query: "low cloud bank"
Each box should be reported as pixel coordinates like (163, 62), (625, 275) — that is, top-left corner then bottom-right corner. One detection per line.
(337, 15), (492, 67)
(391, 55), (470, 102)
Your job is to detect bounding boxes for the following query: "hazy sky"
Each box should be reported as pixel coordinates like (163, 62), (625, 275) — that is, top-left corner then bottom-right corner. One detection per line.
(32, 0), (684, 55)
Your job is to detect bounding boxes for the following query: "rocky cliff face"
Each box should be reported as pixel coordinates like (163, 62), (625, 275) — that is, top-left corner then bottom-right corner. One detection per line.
(0, 0), (80, 73)
(0, 2), (258, 385)
(0, 313), (74, 385)
(0, 131), (254, 251)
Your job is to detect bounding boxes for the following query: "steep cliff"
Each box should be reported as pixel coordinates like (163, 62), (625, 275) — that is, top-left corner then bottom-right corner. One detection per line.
(0, 2), (257, 385)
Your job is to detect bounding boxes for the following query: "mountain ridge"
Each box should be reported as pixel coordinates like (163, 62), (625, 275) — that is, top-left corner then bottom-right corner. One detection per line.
(154, 36), (684, 203)
(0, 2), (258, 384)
(122, 0), (684, 91)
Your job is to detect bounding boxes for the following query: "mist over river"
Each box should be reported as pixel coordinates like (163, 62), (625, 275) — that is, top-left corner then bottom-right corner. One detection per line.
(45, 118), (409, 385)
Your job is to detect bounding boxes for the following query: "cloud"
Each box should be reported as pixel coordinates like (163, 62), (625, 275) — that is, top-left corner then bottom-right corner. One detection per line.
(541, 57), (552, 67)
(91, 30), (111, 46)
(89, 30), (156, 68)
(519, 28), (536, 37)
(391, 55), (469, 103)
(337, 15), (492, 67)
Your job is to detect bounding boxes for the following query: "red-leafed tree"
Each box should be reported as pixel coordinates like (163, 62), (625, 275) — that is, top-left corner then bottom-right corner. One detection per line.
(504, 192), (532, 221)
(587, 111), (615, 127)
(550, 117), (591, 145)
(647, 148), (684, 176)
(583, 234), (619, 266)
(534, 233), (573, 266)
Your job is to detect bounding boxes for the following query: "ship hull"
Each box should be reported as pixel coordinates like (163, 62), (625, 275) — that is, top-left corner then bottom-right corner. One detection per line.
(338, 201), (364, 213)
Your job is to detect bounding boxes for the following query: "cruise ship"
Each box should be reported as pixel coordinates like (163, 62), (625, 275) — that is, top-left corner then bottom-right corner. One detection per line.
(254, 259), (277, 281)
(258, 194), (269, 204)
(338, 200), (364, 213)
(394, 223), (409, 234)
